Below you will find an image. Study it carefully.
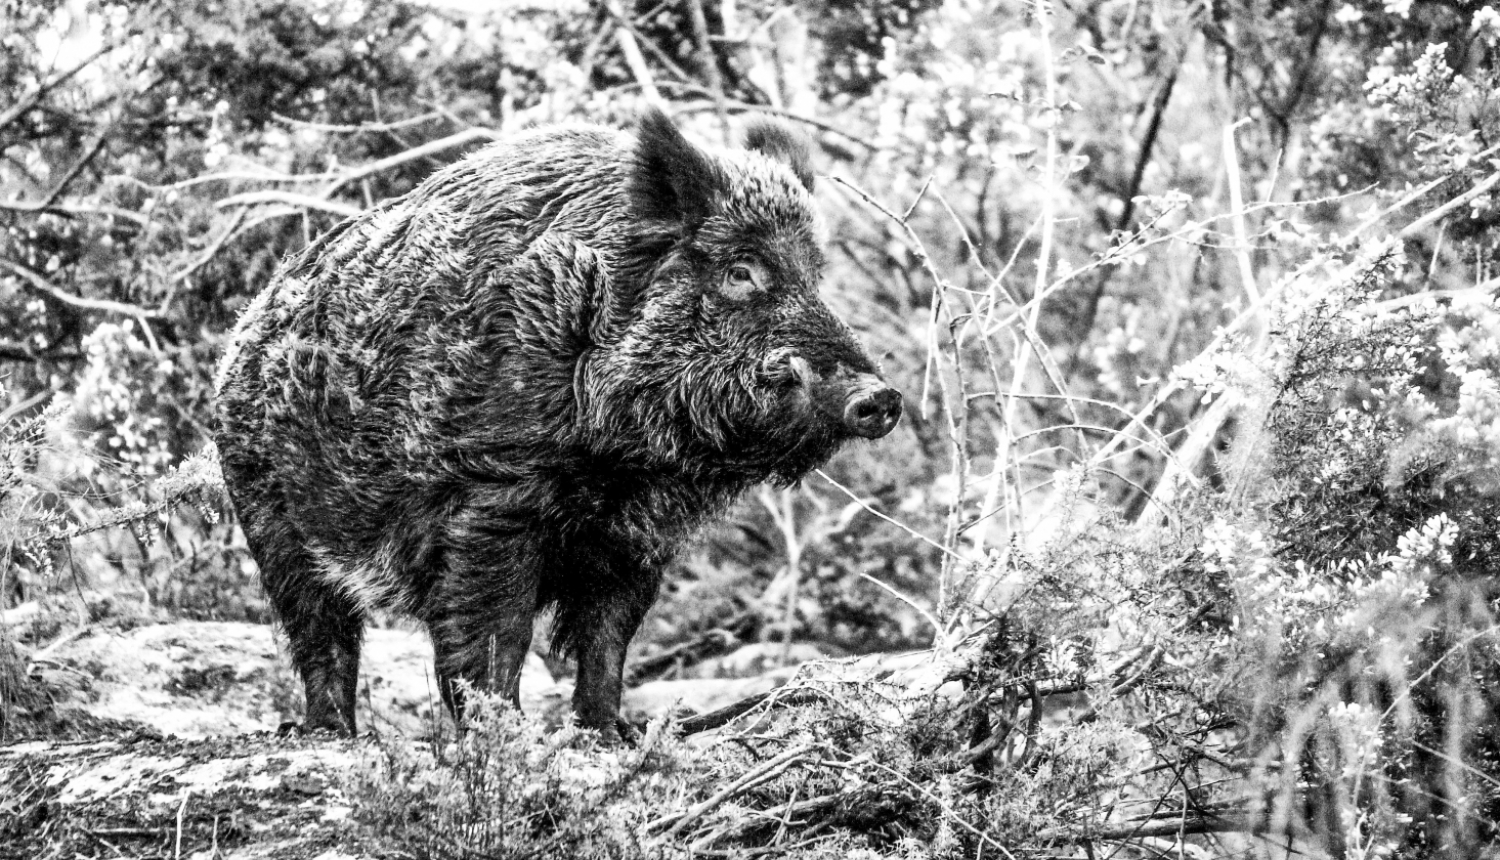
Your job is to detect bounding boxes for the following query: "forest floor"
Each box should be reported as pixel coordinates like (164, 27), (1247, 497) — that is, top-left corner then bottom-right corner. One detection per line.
(0, 617), (817, 858)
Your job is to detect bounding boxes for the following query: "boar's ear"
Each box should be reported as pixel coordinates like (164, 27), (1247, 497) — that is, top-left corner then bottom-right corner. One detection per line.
(630, 107), (723, 231)
(744, 119), (814, 192)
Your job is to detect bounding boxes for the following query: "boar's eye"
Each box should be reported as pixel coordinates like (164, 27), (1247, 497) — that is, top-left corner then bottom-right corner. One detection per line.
(720, 261), (766, 300)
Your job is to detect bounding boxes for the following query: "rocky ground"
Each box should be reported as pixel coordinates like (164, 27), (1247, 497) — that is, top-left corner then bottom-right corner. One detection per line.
(0, 618), (829, 858)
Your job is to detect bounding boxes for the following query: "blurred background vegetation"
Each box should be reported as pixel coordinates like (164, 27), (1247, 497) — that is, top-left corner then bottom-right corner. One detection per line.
(5, 0), (1500, 856)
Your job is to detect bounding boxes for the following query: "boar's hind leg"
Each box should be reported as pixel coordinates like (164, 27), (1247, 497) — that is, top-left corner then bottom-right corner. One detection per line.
(555, 563), (665, 744)
(426, 515), (541, 725)
(244, 520), (365, 735)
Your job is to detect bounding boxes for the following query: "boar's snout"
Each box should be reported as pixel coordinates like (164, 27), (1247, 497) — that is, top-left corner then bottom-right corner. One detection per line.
(843, 375), (902, 439)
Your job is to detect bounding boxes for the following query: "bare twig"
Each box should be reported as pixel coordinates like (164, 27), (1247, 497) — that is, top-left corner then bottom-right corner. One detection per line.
(685, 0), (731, 139)
(216, 191), (362, 218)
(858, 571), (940, 635)
(1035, 808), (1253, 843)
(652, 744), (822, 837)
(813, 469), (965, 563)
(1399, 171), (1500, 239)
(0, 44), (113, 133)
(675, 101), (876, 151)
(271, 111), (446, 133)
(1075, 645), (1163, 724)
(1072, 37), (1184, 351)
(169, 207), (248, 288)
(0, 200), (149, 224)
(0, 342), (81, 363)
(24, 128), (117, 211)
(174, 790), (190, 860)
(675, 688), (829, 736)
(601, 3), (695, 84)
(608, 1), (664, 107)
(1223, 119), (1260, 304)
(0, 390), (53, 426)
(0, 258), (166, 320)
(320, 127), (499, 196)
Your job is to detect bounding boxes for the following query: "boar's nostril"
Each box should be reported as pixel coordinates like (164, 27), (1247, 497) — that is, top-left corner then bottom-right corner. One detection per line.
(843, 385), (903, 439)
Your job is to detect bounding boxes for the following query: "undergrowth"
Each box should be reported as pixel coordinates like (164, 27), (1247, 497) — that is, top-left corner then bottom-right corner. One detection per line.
(351, 693), (699, 859)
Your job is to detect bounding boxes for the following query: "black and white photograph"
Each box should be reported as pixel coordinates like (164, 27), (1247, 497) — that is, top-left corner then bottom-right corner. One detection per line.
(3, 0), (1500, 856)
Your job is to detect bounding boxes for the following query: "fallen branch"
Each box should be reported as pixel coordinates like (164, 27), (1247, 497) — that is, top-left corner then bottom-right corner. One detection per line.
(1035, 809), (1254, 843)
(650, 743), (822, 837)
(626, 618), (755, 686)
(688, 787), (908, 852)
(675, 687), (829, 735)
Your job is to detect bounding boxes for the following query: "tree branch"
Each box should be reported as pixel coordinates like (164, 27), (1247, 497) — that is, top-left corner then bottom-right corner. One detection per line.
(0, 258), (166, 320)
(0, 45), (113, 133)
(685, 0), (731, 139)
(215, 191), (362, 218)
(0, 341), (82, 363)
(317, 127), (500, 196)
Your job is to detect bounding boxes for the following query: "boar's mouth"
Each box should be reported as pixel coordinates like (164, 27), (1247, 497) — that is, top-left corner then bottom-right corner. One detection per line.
(837, 375), (902, 439)
(701, 359), (904, 483)
(758, 350), (903, 442)
(801, 370), (903, 442)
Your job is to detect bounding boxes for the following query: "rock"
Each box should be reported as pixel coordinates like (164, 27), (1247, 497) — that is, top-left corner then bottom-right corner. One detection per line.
(686, 642), (827, 678)
(623, 667), (800, 721)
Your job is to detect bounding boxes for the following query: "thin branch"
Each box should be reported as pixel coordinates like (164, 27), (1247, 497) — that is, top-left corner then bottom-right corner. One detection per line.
(0, 44), (113, 133)
(601, 2), (695, 84)
(674, 101), (876, 151)
(675, 688), (829, 736)
(651, 744), (822, 837)
(215, 191), (362, 218)
(0, 390), (54, 425)
(0, 200), (149, 225)
(685, 0), (731, 139)
(1222, 119), (1260, 303)
(814, 468), (966, 563)
(608, 1), (664, 107)
(271, 111), (447, 133)
(1399, 171), (1500, 239)
(169, 208), (248, 287)
(29, 128), (116, 211)
(0, 341), (82, 363)
(319, 127), (500, 196)
(1035, 811), (1253, 843)
(1349, 140), (1500, 237)
(0, 258), (165, 320)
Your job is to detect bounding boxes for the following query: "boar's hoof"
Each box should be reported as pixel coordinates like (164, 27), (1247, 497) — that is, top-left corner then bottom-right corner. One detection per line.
(590, 718), (641, 747)
(277, 719), (356, 738)
(844, 384), (903, 439)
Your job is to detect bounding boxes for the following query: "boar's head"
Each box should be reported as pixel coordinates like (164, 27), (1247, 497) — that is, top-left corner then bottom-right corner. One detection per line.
(585, 109), (901, 483)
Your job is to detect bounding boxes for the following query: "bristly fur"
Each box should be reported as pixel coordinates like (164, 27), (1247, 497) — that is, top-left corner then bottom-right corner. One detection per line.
(213, 110), (899, 740)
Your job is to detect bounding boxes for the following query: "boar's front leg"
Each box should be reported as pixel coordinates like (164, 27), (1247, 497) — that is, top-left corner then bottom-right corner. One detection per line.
(427, 497), (542, 724)
(554, 551), (665, 744)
